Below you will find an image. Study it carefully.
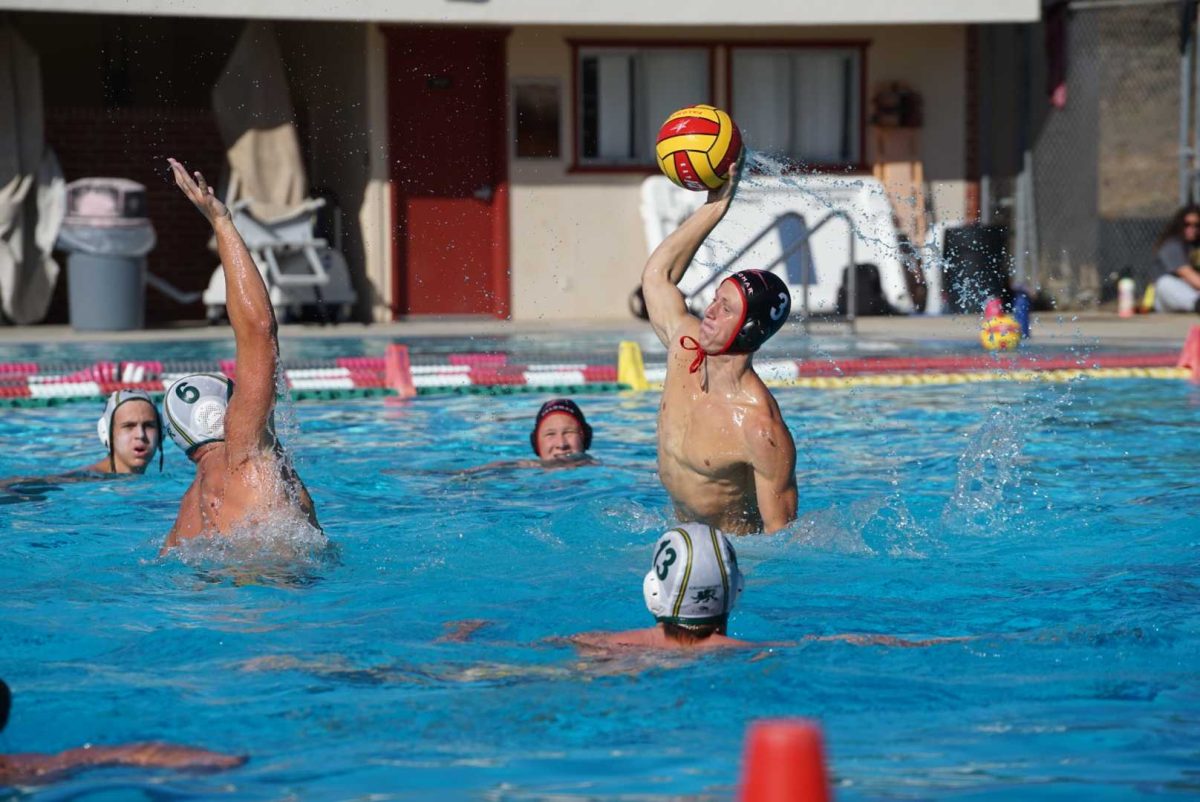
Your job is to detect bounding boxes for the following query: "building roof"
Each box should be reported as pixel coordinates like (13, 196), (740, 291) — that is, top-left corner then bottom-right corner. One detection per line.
(7, 0), (1039, 25)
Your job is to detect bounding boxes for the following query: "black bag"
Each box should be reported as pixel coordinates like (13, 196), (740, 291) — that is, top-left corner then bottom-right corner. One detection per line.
(836, 263), (895, 316)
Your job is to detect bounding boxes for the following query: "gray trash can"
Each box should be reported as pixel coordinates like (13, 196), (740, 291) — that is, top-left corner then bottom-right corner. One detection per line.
(56, 178), (157, 331)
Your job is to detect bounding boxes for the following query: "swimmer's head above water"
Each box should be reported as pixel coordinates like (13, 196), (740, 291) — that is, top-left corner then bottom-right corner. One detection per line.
(530, 398), (592, 461)
(97, 390), (162, 473)
(644, 523), (743, 642)
(0, 678), (10, 733)
(162, 373), (234, 459)
(692, 269), (792, 367)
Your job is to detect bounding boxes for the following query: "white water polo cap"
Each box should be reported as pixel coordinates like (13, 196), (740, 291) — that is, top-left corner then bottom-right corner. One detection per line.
(644, 523), (744, 627)
(96, 389), (157, 449)
(163, 373), (234, 455)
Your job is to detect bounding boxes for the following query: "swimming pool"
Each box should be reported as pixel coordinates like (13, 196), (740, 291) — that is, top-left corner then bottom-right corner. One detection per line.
(1, 352), (1197, 799)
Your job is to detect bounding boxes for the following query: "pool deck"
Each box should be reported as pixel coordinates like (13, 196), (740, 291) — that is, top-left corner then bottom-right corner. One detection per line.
(0, 312), (1195, 350)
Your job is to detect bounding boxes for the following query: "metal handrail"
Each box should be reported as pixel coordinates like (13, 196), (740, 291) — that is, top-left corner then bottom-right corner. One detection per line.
(684, 210), (858, 330)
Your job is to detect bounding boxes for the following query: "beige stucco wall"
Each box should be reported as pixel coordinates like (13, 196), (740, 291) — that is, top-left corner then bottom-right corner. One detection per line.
(507, 24), (968, 322)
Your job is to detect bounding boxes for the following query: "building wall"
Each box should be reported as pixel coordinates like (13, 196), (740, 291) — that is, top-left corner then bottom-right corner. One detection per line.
(9, 12), (388, 324)
(12, 13), (240, 325)
(276, 21), (388, 322)
(506, 24), (968, 321)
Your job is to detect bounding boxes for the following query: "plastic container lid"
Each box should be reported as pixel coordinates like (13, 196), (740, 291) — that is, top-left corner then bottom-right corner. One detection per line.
(64, 178), (149, 228)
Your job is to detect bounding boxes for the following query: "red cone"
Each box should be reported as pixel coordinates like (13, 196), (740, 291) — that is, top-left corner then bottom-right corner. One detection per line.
(1177, 325), (1200, 383)
(385, 343), (417, 398)
(738, 719), (831, 802)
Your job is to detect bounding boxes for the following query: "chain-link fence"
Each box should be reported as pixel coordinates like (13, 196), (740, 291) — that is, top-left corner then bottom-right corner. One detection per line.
(1031, 0), (1183, 306)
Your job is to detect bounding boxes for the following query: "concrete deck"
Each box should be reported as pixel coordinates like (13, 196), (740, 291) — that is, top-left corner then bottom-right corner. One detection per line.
(0, 312), (1194, 351)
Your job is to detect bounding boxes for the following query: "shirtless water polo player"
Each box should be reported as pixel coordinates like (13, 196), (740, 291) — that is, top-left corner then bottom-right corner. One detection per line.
(640, 165), (797, 534)
(160, 158), (319, 551)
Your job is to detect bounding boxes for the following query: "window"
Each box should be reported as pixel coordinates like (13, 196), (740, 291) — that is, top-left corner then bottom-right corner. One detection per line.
(513, 80), (561, 159)
(731, 47), (862, 166)
(576, 46), (710, 166)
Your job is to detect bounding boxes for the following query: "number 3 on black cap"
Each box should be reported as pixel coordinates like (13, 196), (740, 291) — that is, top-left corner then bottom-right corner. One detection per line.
(769, 292), (788, 321)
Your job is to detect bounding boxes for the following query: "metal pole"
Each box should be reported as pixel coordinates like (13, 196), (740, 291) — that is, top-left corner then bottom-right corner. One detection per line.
(847, 223), (856, 328)
(980, 26), (993, 224)
(1014, 24), (1032, 287)
(1192, 1), (1200, 201)
(1014, 168), (1028, 287)
(1023, 148), (1040, 289)
(1182, 10), (1194, 204)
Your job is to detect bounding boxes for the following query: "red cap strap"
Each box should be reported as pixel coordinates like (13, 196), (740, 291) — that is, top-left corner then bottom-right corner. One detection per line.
(679, 335), (706, 374)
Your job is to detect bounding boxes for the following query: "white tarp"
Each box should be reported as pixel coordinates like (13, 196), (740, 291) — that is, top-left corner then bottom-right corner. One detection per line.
(0, 25), (65, 326)
(212, 21), (307, 221)
(641, 172), (914, 316)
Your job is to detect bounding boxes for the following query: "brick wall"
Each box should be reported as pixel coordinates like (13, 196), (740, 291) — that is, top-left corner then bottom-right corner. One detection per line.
(44, 106), (226, 325)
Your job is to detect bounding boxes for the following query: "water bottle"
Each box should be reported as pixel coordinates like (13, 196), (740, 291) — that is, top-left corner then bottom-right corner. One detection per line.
(1117, 276), (1136, 318)
(1013, 290), (1031, 338)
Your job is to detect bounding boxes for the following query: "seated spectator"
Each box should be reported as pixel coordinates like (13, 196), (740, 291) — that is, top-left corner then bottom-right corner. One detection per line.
(1153, 205), (1200, 313)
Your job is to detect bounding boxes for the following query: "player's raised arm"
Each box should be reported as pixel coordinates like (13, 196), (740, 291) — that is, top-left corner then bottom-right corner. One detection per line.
(168, 158), (277, 460)
(640, 163), (740, 347)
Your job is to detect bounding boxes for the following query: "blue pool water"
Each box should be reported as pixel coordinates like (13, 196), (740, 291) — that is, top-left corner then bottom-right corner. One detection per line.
(1, 358), (1198, 799)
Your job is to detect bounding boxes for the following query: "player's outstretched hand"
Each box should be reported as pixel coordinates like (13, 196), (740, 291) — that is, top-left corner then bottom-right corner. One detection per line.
(168, 158), (230, 226)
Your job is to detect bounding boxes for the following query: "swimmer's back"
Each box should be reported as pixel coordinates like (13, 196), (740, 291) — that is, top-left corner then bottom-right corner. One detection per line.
(163, 443), (318, 550)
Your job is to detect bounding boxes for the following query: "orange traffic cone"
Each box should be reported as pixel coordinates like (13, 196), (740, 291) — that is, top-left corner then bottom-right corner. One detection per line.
(1177, 325), (1200, 383)
(385, 343), (417, 399)
(738, 719), (831, 802)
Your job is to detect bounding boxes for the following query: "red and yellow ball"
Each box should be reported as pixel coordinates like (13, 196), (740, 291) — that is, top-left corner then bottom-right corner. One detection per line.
(656, 104), (743, 192)
(980, 314), (1022, 351)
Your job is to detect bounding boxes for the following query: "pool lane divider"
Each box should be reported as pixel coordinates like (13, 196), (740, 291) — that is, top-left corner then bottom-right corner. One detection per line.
(0, 333), (1194, 408)
(0, 349), (624, 407)
(617, 339), (1191, 390)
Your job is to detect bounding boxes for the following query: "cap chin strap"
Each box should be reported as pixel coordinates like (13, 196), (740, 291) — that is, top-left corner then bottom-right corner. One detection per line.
(681, 278), (753, 373)
(679, 336), (707, 374)
(679, 335), (752, 375)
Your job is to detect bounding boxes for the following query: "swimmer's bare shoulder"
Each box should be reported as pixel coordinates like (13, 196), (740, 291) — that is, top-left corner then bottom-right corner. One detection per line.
(740, 389), (797, 533)
(162, 477), (204, 553)
(569, 629), (751, 652)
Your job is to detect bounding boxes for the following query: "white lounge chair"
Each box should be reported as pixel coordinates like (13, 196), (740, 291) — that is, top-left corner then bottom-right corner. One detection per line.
(201, 196), (357, 323)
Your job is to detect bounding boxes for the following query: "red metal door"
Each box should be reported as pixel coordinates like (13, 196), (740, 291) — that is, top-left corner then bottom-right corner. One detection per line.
(385, 27), (510, 317)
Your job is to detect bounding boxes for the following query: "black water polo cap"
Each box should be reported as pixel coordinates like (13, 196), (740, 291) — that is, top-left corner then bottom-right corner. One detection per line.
(718, 269), (792, 354)
(529, 398), (593, 455)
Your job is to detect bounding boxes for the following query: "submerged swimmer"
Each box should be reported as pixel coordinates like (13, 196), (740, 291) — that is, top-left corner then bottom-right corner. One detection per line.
(571, 522), (747, 651)
(570, 523), (966, 654)
(160, 158), (319, 552)
(529, 398), (594, 465)
(0, 679), (245, 785)
(640, 164), (797, 534)
(463, 398), (596, 474)
(0, 390), (162, 502)
(83, 389), (163, 474)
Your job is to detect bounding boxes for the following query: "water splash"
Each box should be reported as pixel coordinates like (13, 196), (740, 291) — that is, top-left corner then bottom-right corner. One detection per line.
(941, 400), (1031, 537)
(168, 509), (337, 586)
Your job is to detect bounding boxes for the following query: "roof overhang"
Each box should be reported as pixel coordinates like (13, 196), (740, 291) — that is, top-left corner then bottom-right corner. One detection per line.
(3, 0), (1041, 25)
